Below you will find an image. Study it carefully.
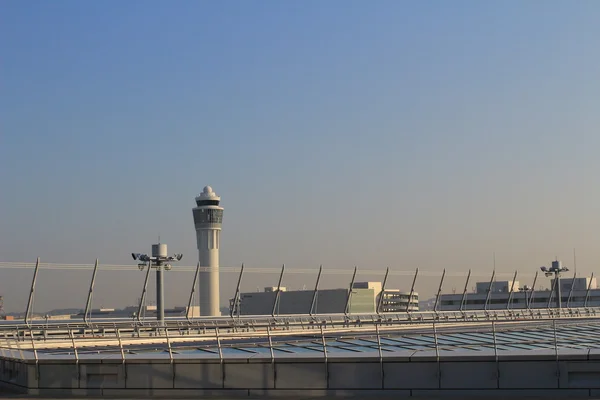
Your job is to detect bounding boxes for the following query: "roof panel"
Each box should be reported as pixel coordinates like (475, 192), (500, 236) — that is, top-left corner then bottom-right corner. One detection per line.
(11, 320), (600, 361)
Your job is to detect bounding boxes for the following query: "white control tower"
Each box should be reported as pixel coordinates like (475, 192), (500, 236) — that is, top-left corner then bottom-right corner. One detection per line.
(192, 186), (224, 316)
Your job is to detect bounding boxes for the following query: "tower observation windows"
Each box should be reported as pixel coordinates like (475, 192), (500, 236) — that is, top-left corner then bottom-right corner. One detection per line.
(196, 199), (220, 207)
(193, 208), (223, 224)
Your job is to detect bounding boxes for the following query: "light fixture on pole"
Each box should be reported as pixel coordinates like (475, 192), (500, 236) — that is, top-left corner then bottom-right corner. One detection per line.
(132, 243), (183, 325)
(540, 260), (569, 309)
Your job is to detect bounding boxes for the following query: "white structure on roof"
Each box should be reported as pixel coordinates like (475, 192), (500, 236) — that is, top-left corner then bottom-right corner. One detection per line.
(192, 186), (224, 316)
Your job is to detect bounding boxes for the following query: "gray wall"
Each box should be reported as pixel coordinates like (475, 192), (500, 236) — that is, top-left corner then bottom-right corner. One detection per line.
(348, 289), (375, 314)
(439, 289), (600, 311)
(3, 352), (600, 398)
(239, 288), (375, 315)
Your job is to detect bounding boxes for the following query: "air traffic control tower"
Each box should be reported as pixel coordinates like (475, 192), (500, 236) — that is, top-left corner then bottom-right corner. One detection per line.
(192, 186), (224, 316)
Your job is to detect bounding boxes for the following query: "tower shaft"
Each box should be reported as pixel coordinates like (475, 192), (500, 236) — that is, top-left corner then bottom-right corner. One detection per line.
(156, 266), (165, 323)
(197, 229), (221, 316)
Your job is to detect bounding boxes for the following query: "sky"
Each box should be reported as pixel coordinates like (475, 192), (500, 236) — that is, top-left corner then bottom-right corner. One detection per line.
(2, 1), (600, 313)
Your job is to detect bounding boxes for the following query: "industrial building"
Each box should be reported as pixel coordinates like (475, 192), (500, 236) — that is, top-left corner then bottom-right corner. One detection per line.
(439, 276), (600, 311)
(231, 281), (418, 315)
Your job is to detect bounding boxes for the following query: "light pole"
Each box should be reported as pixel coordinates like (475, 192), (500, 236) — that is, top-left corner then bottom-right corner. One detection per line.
(132, 243), (183, 325)
(541, 260), (569, 309)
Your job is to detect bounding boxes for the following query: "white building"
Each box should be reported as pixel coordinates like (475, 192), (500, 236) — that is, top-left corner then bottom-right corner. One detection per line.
(231, 282), (418, 316)
(439, 276), (599, 311)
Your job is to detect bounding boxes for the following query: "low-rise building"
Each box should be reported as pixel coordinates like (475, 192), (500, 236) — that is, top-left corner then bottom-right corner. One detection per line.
(439, 276), (599, 311)
(231, 282), (418, 316)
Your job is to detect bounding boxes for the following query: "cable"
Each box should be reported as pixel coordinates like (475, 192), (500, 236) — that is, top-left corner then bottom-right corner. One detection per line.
(0, 261), (538, 277)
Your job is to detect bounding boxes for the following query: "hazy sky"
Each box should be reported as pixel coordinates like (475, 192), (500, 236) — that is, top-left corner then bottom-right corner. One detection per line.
(2, 1), (600, 313)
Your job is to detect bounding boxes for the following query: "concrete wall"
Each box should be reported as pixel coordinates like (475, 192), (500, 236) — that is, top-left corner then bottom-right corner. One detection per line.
(239, 289), (356, 315)
(348, 289), (375, 314)
(238, 287), (413, 316)
(3, 352), (600, 398)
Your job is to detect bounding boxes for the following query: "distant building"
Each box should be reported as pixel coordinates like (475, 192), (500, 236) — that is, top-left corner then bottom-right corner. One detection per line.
(439, 276), (599, 311)
(551, 277), (596, 292)
(380, 289), (419, 312)
(231, 282), (418, 316)
(220, 306), (231, 316)
(76, 305), (200, 319)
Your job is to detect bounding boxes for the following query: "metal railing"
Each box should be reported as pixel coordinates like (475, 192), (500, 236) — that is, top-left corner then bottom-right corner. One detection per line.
(2, 314), (599, 395)
(2, 303), (598, 338)
(2, 258), (599, 338)
(0, 317), (595, 367)
(3, 259), (588, 320)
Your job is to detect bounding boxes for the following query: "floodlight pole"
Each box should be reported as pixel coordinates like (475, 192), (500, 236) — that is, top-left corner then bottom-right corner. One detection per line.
(555, 270), (562, 310)
(132, 243), (183, 326)
(157, 265), (165, 324)
(546, 277), (557, 309)
(542, 261), (568, 310)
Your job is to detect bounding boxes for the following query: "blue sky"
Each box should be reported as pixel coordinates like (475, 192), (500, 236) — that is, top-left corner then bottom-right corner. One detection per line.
(2, 1), (600, 312)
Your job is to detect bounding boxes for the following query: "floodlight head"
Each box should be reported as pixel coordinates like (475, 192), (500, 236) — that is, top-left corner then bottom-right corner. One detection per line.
(540, 266), (548, 272)
(138, 263), (145, 271)
(545, 272), (552, 277)
(562, 267), (569, 272)
(175, 253), (183, 261)
(165, 264), (172, 271)
(132, 253), (140, 260)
